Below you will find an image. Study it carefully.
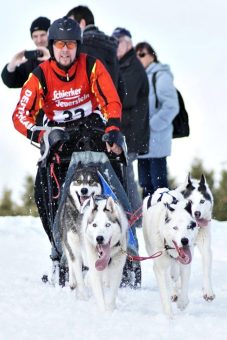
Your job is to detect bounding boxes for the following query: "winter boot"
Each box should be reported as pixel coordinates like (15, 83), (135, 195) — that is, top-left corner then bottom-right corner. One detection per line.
(120, 254), (141, 289)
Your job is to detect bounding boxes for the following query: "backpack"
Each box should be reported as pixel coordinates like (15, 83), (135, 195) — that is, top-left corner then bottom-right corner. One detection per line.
(152, 72), (190, 138)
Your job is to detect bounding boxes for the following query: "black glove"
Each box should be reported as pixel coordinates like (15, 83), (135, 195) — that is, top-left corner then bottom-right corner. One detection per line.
(103, 130), (128, 165)
(102, 130), (124, 148)
(48, 129), (70, 149)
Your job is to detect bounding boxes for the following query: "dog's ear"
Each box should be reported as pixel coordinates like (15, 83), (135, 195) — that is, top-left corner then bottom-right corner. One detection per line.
(164, 203), (175, 212)
(181, 173), (195, 198)
(185, 200), (192, 215)
(199, 174), (206, 190)
(104, 196), (115, 213)
(186, 173), (194, 190)
(90, 195), (98, 212)
(198, 174), (212, 202)
(80, 195), (97, 214)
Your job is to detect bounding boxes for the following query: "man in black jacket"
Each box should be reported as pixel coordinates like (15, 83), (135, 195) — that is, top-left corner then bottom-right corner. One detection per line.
(1, 16), (50, 88)
(66, 6), (121, 93)
(112, 27), (150, 223)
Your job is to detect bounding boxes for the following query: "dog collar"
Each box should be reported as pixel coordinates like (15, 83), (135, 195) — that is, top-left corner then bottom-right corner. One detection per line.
(114, 240), (121, 247)
(164, 239), (175, 251)
(164, 239), (177, 260)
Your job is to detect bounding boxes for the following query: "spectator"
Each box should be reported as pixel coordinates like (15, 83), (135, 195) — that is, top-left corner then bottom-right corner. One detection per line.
(135, 41), (179, 198)
(66, 5), (120, 90)
(1, 16), (50, 88)
(112, 28), (149, 222)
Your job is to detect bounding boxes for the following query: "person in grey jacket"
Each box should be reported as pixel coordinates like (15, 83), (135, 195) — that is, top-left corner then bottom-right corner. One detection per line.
(135, 41), (179, 198)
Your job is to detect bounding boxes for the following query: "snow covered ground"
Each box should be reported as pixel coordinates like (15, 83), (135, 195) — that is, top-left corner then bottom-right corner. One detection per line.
(0, 216), (227, 340)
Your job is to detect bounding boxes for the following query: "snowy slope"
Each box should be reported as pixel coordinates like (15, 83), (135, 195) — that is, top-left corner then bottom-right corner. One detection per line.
(0, 216), (227, 340)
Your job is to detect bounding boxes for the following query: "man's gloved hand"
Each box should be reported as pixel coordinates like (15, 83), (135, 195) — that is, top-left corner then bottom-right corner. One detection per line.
(103, 130), (124, 146)
(102, 130), (124, 155)
(48, 129), (70, 149)
(39, 128), (70, 157)
(102, 130), (128, 164)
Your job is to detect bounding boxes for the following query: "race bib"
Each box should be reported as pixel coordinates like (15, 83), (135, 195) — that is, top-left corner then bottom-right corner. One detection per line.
(53, 100), (93, 123)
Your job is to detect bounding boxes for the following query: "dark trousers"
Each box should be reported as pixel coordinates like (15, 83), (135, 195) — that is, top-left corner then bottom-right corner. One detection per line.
(138, 157), (168, 198)
(34, 163), (69, 244)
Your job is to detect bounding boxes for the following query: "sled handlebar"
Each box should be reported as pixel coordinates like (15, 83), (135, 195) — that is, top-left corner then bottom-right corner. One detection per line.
(31, 126), (128, 166)
(30, 126), (65, 164)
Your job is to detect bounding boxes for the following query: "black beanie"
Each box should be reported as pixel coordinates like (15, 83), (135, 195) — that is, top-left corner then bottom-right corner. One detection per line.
(30, 17), (51, 36)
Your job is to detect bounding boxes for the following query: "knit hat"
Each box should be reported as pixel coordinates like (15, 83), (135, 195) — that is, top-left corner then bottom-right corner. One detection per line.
(30, 17), (51, 36)
(112, 27), (132, 39)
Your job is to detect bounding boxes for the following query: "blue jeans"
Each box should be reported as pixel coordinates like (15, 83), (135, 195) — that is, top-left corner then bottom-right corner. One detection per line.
(138, 157), (168, 198)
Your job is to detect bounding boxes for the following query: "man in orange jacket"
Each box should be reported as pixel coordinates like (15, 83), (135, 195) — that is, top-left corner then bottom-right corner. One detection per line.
(12, 17), (123, 252)
(13, 17), (122, 150)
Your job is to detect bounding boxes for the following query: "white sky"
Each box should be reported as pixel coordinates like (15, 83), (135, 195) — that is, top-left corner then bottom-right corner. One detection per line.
(1, 0), (227, 201)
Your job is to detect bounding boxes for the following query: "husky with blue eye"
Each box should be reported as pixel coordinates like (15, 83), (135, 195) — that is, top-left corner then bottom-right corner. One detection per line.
(81, 195), (128, 312)
(177, 174), (215, 302)
(61, 190), (128, 311)
(142, 188), (198, 318)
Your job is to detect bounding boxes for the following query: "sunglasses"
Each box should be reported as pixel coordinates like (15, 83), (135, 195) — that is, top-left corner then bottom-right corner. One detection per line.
(137, 52), (148, 58)
(53, 40), (77, 49)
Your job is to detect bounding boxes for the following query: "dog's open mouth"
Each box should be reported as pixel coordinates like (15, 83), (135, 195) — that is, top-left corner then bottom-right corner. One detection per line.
(76, 193), (90, 205)
(95, 242), (111, 271)
(172, 240), (192, 265)
(196, 218), (209, 227)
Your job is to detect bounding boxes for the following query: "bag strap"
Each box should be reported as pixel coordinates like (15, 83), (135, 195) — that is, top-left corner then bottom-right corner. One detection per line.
(86, 54), (96, 83)
(33, 66), (48, 96)
(152, 71), (159, 109)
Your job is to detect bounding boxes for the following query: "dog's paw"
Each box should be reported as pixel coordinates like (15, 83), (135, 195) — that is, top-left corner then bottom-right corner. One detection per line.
(202, 286), (215, 301)
(203, 292), (215, 301)
(69, 283), (76, 290)
(177, 296), (189, 311)
(171, 294), (178, 302)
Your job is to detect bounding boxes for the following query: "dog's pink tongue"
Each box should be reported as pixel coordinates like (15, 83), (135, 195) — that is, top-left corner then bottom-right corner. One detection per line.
(196, 218), (209, 227)
(95, 243), (111, 271)
(177, 246), (192, 265)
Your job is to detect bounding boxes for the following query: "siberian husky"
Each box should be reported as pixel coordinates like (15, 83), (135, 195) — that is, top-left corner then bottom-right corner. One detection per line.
(68, 166), (102, 208)
(81, 196), (128, 311)
(58, 166), (102, 290)
(61, 190), (128, 311)
(177, 174), (215, 301)
(142, 188), (199, 317)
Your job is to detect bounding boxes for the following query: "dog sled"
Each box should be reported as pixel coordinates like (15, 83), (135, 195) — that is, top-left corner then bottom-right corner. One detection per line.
(32, 122), (142, 289)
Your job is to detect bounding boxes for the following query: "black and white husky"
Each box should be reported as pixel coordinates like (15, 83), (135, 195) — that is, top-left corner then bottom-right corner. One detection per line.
(58, 166), (102, 290)
(142, 188), (199, 317)
(68, 166), (102, 208)
(177, 174), (215, 301)
(81, 196), (128, 311)
(60, 174), (128, 311)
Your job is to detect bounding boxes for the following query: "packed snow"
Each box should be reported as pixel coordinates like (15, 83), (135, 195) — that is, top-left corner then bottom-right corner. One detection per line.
(0, 216), (227, 340)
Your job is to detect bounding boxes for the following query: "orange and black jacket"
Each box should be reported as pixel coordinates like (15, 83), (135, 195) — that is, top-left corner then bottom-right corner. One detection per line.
(12, 53), (122, 143)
